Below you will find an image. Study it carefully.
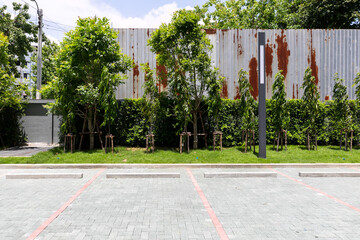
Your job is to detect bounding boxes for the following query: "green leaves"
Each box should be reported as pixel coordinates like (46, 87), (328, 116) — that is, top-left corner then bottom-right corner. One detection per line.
(31, 40), (60, 99)
(140, 63), (160, 135)
(0, 3), (37, 76)
(196, 0), (360, 29)
(50, 16), (131, 136)
(237, 69), (257, 131)
(301, 67), (320, 131)
(148, 9), (222, 139)
(271, 71), (289, 132)
(332, 73), (352, 132)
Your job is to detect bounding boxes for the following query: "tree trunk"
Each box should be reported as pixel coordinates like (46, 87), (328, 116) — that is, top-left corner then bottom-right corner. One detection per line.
(340, 130), (342, 150)
(245, 130), (248, 153)
(273, 135), (276, 149)
(345, 131), (348, 151)
(193, 112), (198, 149)
(88, 109), (95, 150)
(307, 129), (310, 151)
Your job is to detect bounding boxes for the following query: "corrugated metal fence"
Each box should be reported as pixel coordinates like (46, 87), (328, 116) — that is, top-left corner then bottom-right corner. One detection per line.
(115, 28), (360, 100)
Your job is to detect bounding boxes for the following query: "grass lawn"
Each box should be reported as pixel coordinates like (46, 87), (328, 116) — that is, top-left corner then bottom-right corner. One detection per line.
(1, 145), (360, 164)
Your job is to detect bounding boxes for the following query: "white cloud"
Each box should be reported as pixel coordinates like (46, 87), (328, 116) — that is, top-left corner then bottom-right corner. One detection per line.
(1, 0), (193, 41)
(46, 35), (60, 45)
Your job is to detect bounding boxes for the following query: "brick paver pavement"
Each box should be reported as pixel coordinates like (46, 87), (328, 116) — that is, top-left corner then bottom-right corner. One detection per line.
(1, 167), (360, 239)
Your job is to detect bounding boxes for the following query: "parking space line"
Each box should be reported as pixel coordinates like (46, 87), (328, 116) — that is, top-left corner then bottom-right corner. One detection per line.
(27, 168), (105, 240)
(186, 168), (229, 240)
(270, 168), (360, 213)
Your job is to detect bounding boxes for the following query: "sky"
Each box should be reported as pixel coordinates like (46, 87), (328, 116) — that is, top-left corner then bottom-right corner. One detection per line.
(1, 0), (209, 43)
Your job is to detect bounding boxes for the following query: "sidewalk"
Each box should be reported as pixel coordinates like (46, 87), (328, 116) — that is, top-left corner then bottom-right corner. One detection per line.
(0, 143), (57, 157)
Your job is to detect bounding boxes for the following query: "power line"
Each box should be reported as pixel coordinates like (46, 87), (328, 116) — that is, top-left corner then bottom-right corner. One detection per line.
(43, 19), (74, 29)
(19, 0), (75, 32)
(44, 27), (67, 33)
(19, 0), (37, 11)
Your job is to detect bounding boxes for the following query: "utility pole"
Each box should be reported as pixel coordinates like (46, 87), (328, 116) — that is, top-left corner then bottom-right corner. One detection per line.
(32, 0), (42, 99)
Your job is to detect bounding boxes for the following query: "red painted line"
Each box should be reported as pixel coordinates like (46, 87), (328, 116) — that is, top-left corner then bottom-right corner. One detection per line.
(186, 168), (229, 240)
(270, 168), (360, 213)
(27, 168), (105, 240)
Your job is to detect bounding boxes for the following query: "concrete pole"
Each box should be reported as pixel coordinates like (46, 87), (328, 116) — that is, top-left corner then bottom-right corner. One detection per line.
(35, 9), (43, 99)
(258, 32), (266, 158)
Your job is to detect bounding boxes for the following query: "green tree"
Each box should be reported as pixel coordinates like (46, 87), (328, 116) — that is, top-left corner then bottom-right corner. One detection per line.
(196, 0), (295, 29)
(295, 0), (360, 29)
(31, 40), (60, 99)
(271, 71), (289, 151)
(49, 17), (132, 150)
(148, 9), (222, 150)
(0, 32), (26, 111)
(140, 64), (160, 152)
(196, 0), (359, 29)
(352, 72), (360, 143)
(237, 69), (257, 152)
(0, 32), (27, 146)
(301, 67), (320, 150)
(0, 2), (37, 75)
(332, 73), (353, 150)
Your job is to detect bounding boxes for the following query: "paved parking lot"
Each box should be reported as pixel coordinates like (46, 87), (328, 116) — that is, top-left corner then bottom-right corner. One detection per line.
(1, 166), (360, 239)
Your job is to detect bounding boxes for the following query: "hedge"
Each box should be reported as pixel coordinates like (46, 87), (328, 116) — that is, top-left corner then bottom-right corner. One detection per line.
(0, 106), (26, 147)
(68, 97), (360, 149)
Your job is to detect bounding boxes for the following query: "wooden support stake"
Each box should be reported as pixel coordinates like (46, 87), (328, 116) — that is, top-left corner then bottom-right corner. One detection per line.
(180, 134), (183, 154)
(345, 131), (348, 151)
(245, 131), (248, 153)
(105, 134), (115, 154)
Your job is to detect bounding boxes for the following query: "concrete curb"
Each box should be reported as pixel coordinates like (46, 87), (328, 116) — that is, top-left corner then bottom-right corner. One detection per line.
(5, 173), (83, 179)
(204, 172), (277, 178)
(1, 163), (360, 169)
(106, 173), (180, 178)
(299, 172), (360, 177)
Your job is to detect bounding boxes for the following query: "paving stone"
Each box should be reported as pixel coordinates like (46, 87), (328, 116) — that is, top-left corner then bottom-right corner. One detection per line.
(1, 167), (360, 239)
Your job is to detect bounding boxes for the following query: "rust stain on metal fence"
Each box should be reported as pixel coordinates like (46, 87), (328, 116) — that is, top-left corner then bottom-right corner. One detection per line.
(292, 84), (299, 99)
(249, 57), (258, 100)
(308, 30), (319, 86)
(235, 86), (241, 99)
(205, 29), (217, 34)
(115, 28), (360, 100)
(221, 78), (228, 98)
(133, 64), (139, 98)
(292, 84), (295, 99)
(275, 30), (290, 80)
(156, 63), (168, 90)
(236, 32), (243, 56)
(296, 84), (299, 99)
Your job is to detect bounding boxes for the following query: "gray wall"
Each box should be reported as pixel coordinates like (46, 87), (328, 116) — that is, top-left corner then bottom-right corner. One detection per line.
(114, 28), (360, 100)
(21, 100), (60, 144)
